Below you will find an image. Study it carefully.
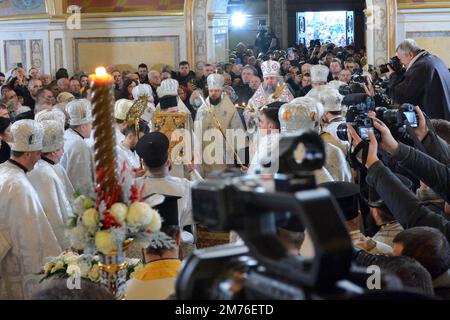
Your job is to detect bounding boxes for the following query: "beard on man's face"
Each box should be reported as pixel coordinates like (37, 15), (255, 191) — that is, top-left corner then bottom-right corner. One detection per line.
(263, 83), (276, 95)
(209, 96), (222, 106)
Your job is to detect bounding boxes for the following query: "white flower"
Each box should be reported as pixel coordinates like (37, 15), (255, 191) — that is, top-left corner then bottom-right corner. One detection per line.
(82, 208), (99, 228)
(66, 264), (81, 277)
(148, 211), (162, 231)
(65, 224), (88, 251)
(43, 262), (54, 274)
(110, 203), (128, 223)
(62, 251), (79, 265)
(73, 195), (93, 213)
(126, 202), (156, 227)
(95, 230), (116, 254)
(50, 260), (64, 273)
(78, 259), (92, 277)
(87, 264), (100, 282)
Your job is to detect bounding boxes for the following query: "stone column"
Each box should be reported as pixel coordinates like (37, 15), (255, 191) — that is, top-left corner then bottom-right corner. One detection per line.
(268, 0), (287, 48)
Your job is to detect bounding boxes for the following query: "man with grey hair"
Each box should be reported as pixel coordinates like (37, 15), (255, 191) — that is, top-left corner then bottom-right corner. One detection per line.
(387, 38), (450, 120)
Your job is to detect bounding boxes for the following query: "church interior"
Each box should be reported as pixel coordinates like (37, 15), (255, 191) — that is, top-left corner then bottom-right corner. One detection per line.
(0, 0), (450, 303)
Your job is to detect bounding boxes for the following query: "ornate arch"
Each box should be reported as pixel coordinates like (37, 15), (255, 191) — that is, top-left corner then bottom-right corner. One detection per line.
(186, 0), (229, 72)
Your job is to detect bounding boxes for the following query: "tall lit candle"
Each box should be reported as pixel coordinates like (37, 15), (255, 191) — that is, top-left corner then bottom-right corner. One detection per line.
(89, 67), (118, 197)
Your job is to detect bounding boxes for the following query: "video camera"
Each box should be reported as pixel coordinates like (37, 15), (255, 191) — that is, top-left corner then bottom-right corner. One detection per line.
(176, 131), (360, 299)
(379, 56), (403, 74)
(336, 95), (381, 141)
(175, 131), (424, 300)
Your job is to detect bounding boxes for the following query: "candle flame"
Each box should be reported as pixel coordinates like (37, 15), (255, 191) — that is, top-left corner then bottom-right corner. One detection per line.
(95, 67), (107, 77)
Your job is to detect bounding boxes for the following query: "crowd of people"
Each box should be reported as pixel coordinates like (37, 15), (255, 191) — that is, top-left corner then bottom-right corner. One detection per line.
(0, 36), (450, 300)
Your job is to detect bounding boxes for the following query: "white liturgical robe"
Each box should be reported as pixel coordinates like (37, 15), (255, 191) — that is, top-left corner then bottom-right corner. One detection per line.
(28, 159), (73, 248)
(52, 163), (75, 204)
(60, 128), (95, 197)
(0, 161), (62, 299)
(195, 95), (246, 176)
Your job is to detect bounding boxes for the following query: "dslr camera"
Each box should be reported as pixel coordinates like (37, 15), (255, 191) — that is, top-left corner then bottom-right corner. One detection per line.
(375, 103), (419, 144)
(376, 103), (418, 129)
(336, 95), (381, 141)
(379, 56), (403, 74)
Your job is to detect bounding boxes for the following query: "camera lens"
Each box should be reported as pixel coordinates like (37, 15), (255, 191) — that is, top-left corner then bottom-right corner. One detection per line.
(336, 123), (349, 141)
(381, 108), (399, 127)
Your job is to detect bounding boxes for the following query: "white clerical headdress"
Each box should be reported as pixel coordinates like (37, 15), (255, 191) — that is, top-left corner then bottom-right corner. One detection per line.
(311, 65), (330, 83)
(132, 84), (154, 102)
(261, 60), (280, 77)
(40, 120), (64, 153)
(318, 87), (344, 113)
(114, 99), (133, 121)
(279, 97), (322, 134)
(11, 119), (44, 152)
(35, 109), (66, 129)
(207, 73), (224, 90)
(157, 79), (179, 98)
(67, 99), (93, 126)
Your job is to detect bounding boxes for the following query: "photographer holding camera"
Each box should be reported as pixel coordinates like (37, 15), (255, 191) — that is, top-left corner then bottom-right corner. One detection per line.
(347, 111), (450, 243)
(386, 39), (450, 120)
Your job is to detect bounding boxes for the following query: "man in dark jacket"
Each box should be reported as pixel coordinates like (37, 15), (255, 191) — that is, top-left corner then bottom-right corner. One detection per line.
(174, 61), (197, 88)
(388, 39), (450, 120)
(233, 65), (258, 105)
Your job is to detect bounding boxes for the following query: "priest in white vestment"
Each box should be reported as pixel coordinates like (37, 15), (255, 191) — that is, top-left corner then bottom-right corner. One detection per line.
(0, 120), (61, 299)
(35, 109), (75, 199)
(60, 99), (95, 198)
(28, 120), (73, 248)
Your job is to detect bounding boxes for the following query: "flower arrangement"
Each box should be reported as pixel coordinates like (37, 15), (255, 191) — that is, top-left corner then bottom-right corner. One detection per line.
(39, 250), (144, 283)
(66, 164), (174, 255)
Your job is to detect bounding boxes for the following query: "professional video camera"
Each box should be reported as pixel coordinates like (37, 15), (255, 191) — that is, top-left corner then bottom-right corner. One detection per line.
(379, 56), (403, 74)
(336, 95), (381, 142)
(176, 131), (425, 300)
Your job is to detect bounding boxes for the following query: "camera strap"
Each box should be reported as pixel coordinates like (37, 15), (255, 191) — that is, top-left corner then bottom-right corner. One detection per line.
(349, 140), (369, 169)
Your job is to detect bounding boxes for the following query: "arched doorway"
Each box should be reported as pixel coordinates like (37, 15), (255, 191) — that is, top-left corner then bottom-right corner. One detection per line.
(185, 0), (229, 72)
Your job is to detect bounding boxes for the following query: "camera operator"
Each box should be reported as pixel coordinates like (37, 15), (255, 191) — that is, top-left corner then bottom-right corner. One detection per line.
(346, 117), (450, 244)
(372, 106), (449, 203)
(386, 39), (450, 120)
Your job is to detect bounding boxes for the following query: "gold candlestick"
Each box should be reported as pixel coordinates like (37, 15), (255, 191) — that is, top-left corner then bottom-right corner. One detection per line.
(89, 67), (118, 196)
